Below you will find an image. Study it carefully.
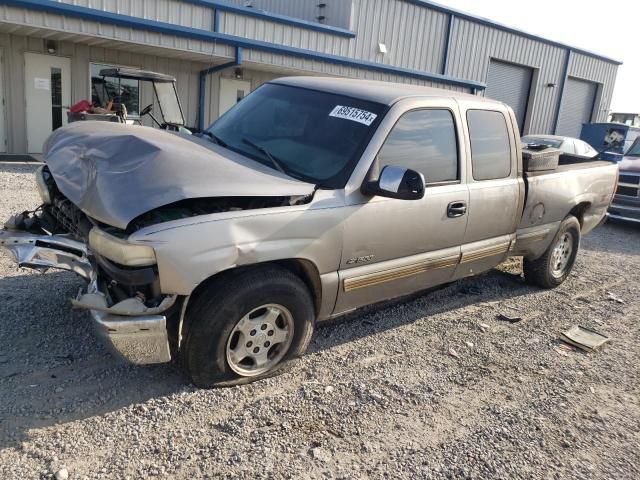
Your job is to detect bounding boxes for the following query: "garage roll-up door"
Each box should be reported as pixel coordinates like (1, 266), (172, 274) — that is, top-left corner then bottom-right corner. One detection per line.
(485, 60), (533, 133)
(556, 78), (598, 138)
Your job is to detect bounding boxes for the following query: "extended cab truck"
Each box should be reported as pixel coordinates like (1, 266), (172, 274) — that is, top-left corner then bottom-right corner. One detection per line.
(0, 77), (618, 388)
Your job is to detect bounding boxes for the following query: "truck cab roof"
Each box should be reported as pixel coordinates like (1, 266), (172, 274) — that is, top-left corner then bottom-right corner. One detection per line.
(271, 76), (495, 107)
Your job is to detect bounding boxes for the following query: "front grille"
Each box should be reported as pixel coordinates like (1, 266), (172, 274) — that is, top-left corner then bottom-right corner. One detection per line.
(45, 195), (92, 240)
(619, 174), (640, 185)
(616, 185), (639, 198)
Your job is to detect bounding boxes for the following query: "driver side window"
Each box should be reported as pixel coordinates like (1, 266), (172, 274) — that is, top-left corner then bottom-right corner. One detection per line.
(377, 109), (459, 184)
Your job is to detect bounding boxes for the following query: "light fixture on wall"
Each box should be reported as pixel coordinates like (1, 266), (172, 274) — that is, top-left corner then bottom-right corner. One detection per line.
(234, 68), (244, 79)
(378, 43), (387, 55)
(46, 40), (57, 54)
(547, 82), (557, 88)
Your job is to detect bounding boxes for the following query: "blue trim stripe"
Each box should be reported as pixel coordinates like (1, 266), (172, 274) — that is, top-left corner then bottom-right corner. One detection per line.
(182, 0), (355, 38)
(402, 0), (622, 66)
(5, 0), (486, 91)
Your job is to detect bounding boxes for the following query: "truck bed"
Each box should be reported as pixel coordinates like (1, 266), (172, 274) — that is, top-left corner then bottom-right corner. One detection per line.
(526, 158), (614, 177)
(513, 159), (618, 259)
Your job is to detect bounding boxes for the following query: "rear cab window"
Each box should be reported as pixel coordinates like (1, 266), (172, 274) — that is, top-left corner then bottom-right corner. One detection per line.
(467, 110), (512, 181)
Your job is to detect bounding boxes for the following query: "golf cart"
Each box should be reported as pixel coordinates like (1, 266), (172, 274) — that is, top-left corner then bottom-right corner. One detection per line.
(73, 67), (191, 134)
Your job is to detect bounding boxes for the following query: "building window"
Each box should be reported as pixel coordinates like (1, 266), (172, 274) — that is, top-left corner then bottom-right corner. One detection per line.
(90, 63), (140, 116)
(377, 109), (459, 184)
(467, 110), (511, 181)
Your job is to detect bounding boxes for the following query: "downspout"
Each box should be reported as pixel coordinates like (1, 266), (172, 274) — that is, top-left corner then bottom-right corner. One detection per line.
(441, 13), (454, 75)
(198, 46), (243, 131)
(552, 48), (572, 134)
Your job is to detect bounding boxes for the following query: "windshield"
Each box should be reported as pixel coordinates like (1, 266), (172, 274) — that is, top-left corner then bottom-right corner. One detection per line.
(522, 136), (563, 148)
(154, 82), (184, 125)
(207, 83), (386, 188)
(627, 138), (640, 157)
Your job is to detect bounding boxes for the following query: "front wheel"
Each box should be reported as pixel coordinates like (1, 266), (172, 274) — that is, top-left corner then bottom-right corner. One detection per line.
(181, 266), (315, 388)
(523, 215), (581, 289)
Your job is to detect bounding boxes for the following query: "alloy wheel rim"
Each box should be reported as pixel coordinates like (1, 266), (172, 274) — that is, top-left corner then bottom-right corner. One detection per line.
(551, 232), (573, 277)
(225, 304), (294, 376)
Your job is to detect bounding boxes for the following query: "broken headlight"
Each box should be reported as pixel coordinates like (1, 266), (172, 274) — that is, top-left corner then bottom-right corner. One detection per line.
(89, 228), (156, 267)
(35, 165), (53, 205)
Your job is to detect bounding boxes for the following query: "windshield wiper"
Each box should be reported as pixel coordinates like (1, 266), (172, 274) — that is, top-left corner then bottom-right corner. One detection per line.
(241, 138), (288, 175)
(198, 130), (228, 147)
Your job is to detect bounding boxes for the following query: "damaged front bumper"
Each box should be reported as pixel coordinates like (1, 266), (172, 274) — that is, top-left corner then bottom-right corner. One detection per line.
(0, 229), (173, 364)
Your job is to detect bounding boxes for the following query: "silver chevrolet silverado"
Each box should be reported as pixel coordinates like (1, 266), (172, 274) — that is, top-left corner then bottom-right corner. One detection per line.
(0, 77), (618, 387)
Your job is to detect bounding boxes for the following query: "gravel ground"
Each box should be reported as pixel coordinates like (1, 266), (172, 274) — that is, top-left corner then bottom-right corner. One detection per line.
(0, 161), (639, 479)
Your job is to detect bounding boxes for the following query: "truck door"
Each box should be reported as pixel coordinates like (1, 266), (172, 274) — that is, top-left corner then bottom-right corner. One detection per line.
(453, 107), (522, 279)
(335, 105), (469, 315)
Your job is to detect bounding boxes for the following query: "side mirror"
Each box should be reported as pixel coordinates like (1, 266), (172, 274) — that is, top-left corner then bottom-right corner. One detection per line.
(362, 165), (425, 200)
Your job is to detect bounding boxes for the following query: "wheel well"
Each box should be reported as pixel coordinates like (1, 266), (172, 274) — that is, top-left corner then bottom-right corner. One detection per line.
(569, 202), (592, 228)
(178, 260), (323, 351)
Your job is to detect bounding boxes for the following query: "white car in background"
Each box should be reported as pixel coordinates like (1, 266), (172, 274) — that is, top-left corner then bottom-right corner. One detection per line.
(522, 134), (599, 158)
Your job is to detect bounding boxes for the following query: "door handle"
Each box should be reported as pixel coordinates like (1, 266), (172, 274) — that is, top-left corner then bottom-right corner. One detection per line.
(447, 201), (467, 218)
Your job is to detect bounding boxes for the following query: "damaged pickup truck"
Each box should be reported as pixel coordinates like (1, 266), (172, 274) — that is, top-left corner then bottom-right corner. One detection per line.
(1, 77), (618, 387)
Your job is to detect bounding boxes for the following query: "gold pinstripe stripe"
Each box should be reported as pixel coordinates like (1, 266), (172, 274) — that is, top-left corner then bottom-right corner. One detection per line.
(460, 242), (510, 264)
(343, 255), (460, 292)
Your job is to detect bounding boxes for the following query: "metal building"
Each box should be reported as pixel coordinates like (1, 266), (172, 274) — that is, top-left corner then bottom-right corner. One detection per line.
(0, 0), (621, 155)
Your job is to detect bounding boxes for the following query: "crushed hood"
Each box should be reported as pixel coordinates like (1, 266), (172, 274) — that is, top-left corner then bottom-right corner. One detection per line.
(43, 122), (315, 229)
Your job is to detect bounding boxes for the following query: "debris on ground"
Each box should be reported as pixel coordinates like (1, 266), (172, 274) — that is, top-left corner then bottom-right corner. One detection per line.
(560, 326), (610, 353)
(479, 323), (490, 332)
(447, 348), (460, 359)
(606, 292), (625, 304)
(497, 313), (523, 323)
(554, 343), (576, 357)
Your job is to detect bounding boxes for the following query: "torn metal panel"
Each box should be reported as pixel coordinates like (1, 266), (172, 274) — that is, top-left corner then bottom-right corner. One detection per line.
(0, 230), (92, 280)
(43, 122), (316, 229)
(72, 291), (177, 317)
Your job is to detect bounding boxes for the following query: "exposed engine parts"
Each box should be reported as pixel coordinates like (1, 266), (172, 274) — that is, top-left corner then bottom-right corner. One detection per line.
(127, 195), (313, 232)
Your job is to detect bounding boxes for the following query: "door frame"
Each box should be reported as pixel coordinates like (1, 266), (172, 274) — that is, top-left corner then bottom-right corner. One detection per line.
(218, 76), (251, 118)
(23, 51), (72, 154)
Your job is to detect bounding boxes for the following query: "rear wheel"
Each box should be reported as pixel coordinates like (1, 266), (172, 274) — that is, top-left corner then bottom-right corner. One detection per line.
(181, 266), (315, 388)
(524, 215), (581, 289)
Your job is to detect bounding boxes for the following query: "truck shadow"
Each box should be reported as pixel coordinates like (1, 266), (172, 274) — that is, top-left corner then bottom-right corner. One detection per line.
(309, 266), (535, 354)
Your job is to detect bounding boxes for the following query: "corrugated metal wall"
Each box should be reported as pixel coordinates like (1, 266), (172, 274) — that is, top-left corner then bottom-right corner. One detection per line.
(60, 0), (214, 30)
(221, 0), (448, 74)
(226, 0), (354, 29)
(0, 32), (207, 152)
(0, 0), (622, 153)
(446, 17), (567, 134)
(0, 4), (234, 60)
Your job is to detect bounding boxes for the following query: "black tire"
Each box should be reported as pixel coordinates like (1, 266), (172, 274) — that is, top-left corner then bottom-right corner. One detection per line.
(181, 265), (315, 388)
(523, 215), (581, 289)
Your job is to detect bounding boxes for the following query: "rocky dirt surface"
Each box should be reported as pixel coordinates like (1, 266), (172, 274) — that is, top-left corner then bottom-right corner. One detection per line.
(0, 161), (639, 479)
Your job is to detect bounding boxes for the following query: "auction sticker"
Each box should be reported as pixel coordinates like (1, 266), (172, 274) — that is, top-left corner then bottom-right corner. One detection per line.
(329, 105), (377, 126)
